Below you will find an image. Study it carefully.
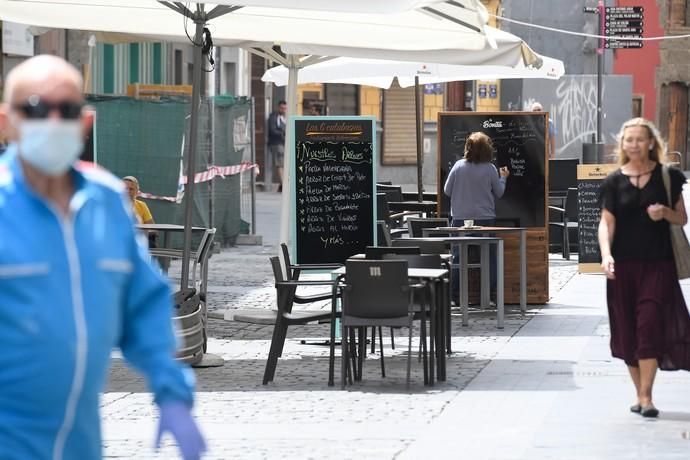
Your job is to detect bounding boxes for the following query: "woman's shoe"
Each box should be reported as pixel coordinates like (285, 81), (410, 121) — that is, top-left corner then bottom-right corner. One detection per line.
(640, 404), (659, 418)
(630, 404), (641, 413)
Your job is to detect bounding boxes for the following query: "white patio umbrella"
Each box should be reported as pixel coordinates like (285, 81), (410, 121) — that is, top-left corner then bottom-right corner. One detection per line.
(0, 0), (498, 252)
(263, 27), (565, 200)
(262, 41), (565, 89)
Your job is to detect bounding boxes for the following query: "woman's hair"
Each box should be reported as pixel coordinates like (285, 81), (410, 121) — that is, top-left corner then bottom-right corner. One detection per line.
(464, 132), (494, 164)
(615, 117), (666, 166)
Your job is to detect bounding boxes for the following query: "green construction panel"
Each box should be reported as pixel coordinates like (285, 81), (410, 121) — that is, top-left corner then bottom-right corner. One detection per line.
(84, 95), (253, 246)
(103, 45), (114, 94)
(129, 43), (139, 84)
(153, 43), (162, 84)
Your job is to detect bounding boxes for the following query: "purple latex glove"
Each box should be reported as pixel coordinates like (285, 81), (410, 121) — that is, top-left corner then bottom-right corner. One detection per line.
(155, 401), (207, 460)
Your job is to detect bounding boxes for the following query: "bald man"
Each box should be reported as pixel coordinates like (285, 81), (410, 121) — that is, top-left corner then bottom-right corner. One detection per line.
(531, 101), (557, 159)
(0, 55), (205, 459)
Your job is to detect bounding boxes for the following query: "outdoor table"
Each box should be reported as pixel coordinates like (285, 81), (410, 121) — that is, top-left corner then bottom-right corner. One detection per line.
(386, 200), (437, 215)
(348, 253), (452, 262)
(401, 192), (437, 202)
(422, 226), (527, 316)
(137, 223), (207, 250)
(405, 236), (505, 329)
(332, 266), (449, 385)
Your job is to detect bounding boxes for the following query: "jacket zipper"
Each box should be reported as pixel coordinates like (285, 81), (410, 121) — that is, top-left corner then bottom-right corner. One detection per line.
(52, 217), (88, 460)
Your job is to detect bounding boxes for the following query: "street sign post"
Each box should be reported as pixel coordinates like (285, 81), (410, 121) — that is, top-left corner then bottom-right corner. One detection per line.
(604, 5), (644, 49)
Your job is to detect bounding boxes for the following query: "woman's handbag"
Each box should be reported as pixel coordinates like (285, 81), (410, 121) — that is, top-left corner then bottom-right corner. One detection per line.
(661, 165), (690, 279)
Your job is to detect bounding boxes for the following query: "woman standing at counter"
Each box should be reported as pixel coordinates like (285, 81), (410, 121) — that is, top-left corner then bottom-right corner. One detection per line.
(444, 131), (510, 302)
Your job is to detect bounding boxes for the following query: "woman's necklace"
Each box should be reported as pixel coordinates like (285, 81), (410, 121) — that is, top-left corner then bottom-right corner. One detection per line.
(623, 161), (655, 188)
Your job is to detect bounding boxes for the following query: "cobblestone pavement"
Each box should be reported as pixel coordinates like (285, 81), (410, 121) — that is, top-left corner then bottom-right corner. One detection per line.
(104, 232), (578, 459)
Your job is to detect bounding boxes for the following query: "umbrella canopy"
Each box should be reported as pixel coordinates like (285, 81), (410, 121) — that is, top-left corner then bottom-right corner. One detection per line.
(0, 0), (493, 59)
(263, 28), (565, 88)
(224, 0), (455, 14)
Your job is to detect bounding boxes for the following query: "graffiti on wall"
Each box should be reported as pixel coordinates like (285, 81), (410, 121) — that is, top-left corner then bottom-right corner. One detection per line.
(521, 76), (631, 159)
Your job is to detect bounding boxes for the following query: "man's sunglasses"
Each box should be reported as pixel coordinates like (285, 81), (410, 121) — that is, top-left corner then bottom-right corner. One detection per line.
(13, 98), (83, 120)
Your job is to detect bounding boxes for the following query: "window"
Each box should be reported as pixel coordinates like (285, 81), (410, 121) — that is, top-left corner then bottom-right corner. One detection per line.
(174, 49), (183, 85)
(224, 62), (236, 95)
(632, 95), (643, 118)
(381, 80), (417, 165)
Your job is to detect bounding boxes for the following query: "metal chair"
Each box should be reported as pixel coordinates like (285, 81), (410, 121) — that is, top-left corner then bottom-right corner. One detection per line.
(406, 217), (450, 238)
(340, 259), (427, 387)
(391, 237), (450, 255)
(383, 253), (445, 383)
(548, 187), (578, 259)
(365, 245), (420, 259)
(376, 193), (410, 238)
(234, 256), (341, 386)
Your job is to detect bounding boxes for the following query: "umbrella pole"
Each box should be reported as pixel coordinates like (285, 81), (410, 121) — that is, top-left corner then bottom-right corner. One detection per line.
(414, 76), (424, 202)
(279, 55), (299, 245)
(180, 17), (205, 289)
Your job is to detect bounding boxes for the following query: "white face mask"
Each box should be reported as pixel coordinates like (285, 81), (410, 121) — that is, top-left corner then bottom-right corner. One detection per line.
(16, 119), (84, 176)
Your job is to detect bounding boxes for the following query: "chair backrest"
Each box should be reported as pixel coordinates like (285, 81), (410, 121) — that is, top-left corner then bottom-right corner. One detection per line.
(406, 217), (449, 237)
(564, 187), (578, 222)
(196, 228), (216, 265)
(382, 253), (442, 269)
(279, 243), (294, 280)
(376, 184), (404, 202)
(365, 245), (420, 259)
(376, 220), (392, 247)
(343, 259), (409, 319)
(391, 238), (449, 255)
(376, 193), (391, 223)
(269, 256), (296, 314)
(191, 228), (216, 288)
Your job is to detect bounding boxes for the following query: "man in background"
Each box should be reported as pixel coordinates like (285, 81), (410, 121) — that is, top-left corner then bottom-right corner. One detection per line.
(267, 100), (286, 192)
(531, 101), (557, 159)
(0, 54), (205, 459)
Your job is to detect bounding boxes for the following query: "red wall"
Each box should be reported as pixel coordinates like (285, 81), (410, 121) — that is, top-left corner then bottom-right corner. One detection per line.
(611, 0), (662, 122)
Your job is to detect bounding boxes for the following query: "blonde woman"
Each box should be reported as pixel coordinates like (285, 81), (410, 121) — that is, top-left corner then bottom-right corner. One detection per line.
(598, 117), (690, 418)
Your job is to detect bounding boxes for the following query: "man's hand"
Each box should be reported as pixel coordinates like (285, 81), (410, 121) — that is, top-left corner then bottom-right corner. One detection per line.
(156, 402), (206, 460)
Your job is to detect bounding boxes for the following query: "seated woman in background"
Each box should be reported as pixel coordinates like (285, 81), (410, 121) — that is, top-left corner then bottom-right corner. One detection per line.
(123, 175), (157, 248)
(443, 131), (510, 303)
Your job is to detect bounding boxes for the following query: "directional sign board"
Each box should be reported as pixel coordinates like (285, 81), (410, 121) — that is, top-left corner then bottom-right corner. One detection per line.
(604, 6), (643, 49)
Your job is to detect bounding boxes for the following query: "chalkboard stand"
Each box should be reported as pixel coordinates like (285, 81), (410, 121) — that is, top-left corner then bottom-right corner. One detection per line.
(291, 116), (377, 265)
(436, 111), (549, 304)
(577, 164), (618, 273)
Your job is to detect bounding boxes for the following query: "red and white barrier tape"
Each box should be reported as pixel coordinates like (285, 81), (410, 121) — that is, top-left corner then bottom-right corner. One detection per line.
(138, 162), (259, 202)
(179, 162), (259, 185)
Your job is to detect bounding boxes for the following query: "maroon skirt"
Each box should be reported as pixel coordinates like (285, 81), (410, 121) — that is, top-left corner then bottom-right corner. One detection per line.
(607, 259), (690, 370)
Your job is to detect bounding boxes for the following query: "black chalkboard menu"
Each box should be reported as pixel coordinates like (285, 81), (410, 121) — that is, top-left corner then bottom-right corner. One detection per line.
(292, 117), (376, 264)
(577, 164), (617, 272)
(437, 112), (547, 227)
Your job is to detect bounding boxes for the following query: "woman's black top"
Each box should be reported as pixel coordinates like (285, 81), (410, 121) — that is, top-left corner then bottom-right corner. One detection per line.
(600, 163), (686, 262)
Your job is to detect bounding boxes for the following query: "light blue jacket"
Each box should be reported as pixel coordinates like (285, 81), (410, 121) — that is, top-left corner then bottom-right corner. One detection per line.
(0, 146), (194, 460)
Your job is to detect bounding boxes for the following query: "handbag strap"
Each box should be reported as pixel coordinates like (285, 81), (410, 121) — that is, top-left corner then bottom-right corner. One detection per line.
(661, 164), (672, 207)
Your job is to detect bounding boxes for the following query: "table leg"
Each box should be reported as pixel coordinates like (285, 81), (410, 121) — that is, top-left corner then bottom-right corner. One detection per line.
(520, 229), (527, 315)
(427, 283), (435, 386)
(461, 242), (469, 327)
(480, 242), (490, 309)
(436, 278), (447, 380)
(497, 240), (505, 329)
(445, 275), (452, 356)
